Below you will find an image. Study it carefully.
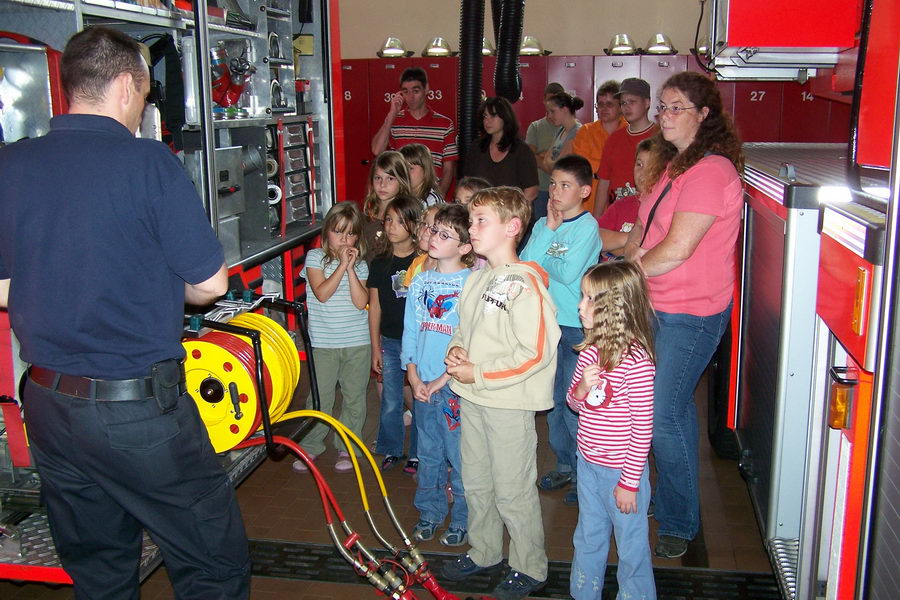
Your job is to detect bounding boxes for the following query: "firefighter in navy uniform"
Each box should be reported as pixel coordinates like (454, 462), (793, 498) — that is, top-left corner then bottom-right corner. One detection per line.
(0, 27), (251, 599)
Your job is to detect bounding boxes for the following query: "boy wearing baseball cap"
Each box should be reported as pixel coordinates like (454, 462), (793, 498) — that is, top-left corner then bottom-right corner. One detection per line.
(592, 78), (658, 217)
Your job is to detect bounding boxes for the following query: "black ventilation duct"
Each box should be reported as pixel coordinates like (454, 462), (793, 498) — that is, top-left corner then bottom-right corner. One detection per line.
(493, 0), (524, 103)
(457, 0), (485, 171)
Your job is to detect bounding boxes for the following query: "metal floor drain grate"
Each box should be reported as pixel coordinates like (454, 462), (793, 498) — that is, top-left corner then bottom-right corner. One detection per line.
(249, 539), (780, 599)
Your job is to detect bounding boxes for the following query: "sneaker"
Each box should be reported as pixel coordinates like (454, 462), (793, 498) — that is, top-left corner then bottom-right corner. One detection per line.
(381, 455), (404, 471)
(334, 451), (353, 473)
(563, 489), (578, 506)
(537, 469), (573, 491)
(439, 527), (468, 547)
(403, 409), (413, 427)
(492, 569), (547, 600)
(441, 553), (503, 581)
(291, 454), (318, 473)
(412, 520), (437, 542)
(654, 534), (689, 558)
(403, 458), (419, 474)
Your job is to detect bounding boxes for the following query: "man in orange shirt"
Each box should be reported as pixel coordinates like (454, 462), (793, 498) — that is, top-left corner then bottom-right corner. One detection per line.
(572, 80), (626, 213)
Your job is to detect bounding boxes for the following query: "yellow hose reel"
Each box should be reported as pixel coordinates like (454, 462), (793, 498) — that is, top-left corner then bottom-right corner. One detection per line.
(182, 313), (300, 452)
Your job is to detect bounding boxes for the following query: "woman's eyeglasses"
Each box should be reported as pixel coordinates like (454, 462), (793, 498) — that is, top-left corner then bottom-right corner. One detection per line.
(656, 104), (698, 115)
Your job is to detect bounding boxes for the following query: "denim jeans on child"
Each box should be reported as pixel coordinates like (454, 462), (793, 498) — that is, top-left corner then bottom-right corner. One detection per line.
(414, 385), (467, 530)
(547, 325), (583, 476)
(376, 336), (417, 457)
(570, 457), (655, 600)
(652, 307), (731, 541)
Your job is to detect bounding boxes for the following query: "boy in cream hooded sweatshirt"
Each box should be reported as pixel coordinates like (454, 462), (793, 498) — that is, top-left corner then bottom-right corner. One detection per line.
(443, 186), (561, 600)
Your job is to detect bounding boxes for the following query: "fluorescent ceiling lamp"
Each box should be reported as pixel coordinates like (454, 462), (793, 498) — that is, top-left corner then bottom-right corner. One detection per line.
(519, 35), (545, 56)
(422, 37), (453, 57)
(377, 37), (412, 58)
(694, 38), (710, 56)
(645, 33), (676, 55)
(607, 34), (636, 55)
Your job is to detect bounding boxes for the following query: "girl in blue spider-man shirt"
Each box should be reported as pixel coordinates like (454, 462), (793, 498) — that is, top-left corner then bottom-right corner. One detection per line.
(400, 203), (474, 548)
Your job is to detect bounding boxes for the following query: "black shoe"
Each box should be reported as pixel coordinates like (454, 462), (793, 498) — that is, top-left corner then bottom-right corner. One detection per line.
(381, 454), (405, 471)
(537, 469), (573, 491)
(648, 500), (655, 518)
(654, 534), (689, 558)
(441, 553), (503, 581)
(492, 569), (547, 600)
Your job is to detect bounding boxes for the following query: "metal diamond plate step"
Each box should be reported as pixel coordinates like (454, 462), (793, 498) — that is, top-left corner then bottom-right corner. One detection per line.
(248, 539), (782, 600)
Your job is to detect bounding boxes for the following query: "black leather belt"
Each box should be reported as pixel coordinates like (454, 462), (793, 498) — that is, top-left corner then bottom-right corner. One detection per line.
(29, 366), (160, 401)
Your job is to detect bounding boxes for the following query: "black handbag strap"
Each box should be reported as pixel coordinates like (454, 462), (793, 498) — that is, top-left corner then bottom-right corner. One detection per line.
(640, 181), (673, 247)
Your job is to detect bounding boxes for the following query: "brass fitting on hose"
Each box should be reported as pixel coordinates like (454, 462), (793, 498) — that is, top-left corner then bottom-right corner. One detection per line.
(406, 546), (427, 569)
(379, 565), (404, 589)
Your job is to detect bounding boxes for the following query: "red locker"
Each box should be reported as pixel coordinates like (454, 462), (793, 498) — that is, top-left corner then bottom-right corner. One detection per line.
(593, 56), (640, 120)
(367, 58), (416, 141)
(640, 55), (688, 120)
(780, 81), (833, 142)
(481, 55), (497, 100)
(340, 59), (371, 204)
(411, 57), (458, 123)
(547, 56), (594, 123)
(828, 101), (851, 143)
(510, 56), (549, 136)
(731, 82), (784, 142)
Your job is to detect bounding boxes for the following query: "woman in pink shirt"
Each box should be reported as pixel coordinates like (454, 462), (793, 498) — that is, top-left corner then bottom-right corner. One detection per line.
(623, 71), (744, 560)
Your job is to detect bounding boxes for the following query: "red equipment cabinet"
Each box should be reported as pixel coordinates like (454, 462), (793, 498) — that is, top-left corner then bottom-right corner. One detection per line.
(723, 0), (859, 48)
(547, 55), (594, 123)
(856, 0), (900, 168)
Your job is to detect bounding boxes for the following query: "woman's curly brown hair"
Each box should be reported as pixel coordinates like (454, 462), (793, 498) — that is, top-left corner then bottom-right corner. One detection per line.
(662, 71), (744, 179)
(576, 261), (656, 369)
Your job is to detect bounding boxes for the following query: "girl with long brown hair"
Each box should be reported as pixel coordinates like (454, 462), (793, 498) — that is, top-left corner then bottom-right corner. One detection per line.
(568, 261), (656, 600)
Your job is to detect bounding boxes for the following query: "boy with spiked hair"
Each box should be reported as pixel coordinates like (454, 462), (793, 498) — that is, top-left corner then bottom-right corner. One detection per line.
(443, 187), (561, 600)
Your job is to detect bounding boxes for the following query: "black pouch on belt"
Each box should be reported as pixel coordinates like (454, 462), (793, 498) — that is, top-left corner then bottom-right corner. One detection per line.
(150, 358), (183, 414)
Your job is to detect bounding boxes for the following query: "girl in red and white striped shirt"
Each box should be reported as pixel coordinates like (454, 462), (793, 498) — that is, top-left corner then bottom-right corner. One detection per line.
(568, 261), (657, 600)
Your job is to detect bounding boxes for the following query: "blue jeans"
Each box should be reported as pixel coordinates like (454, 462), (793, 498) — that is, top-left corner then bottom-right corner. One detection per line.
(652, 307), (731, 540)
(414, 385), (467, 530)
(547, 325), (583, 475)
(571, 457), (655, 600)
(376, 336), (417, 457)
